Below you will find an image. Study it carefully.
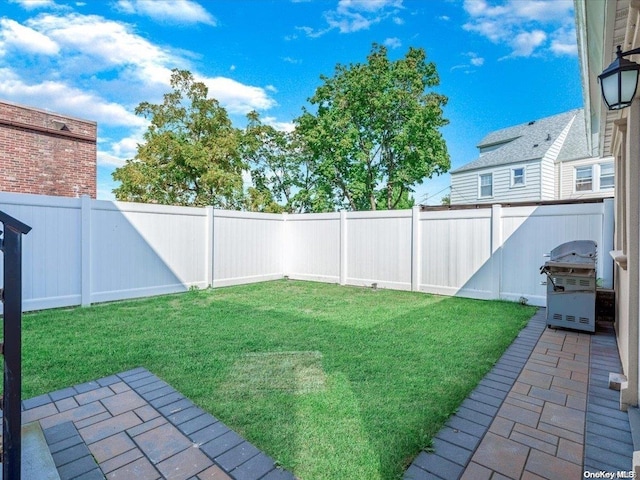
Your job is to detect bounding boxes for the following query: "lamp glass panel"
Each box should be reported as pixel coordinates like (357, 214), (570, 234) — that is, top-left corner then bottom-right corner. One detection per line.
(620, 70), (639, 103)
(601, 73), (621, 106)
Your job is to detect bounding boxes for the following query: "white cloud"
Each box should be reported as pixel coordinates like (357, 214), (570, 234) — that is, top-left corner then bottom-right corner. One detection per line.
(551, 39), (577, 56)
(0, 68), (146, 127)
(115, 0), (216, 26)
(262, 116), (295, 132)
(97, 129), (145, 168)
(111, 135), (141, 159)
(451, 52), (485, 74)
(510, 30), (546, 57)
(510, 0), (573, 22)
(0, 18), (59, 55)
(1, 12), (277, 120)
(384, 37), (402, 49)
(9, 0), (57, 10)
(97, 150), (128, 167)
(282, 56), (301, 64)
(550, 26), (578, 56)
(300, 0), (403, 36)
(463, 0), (575, 58)
(27, 13), (178, 85)
(201, 76), (277, 114)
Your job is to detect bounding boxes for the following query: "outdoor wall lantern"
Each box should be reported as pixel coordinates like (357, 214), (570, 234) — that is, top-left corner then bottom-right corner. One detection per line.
(599, 45), (640, 110)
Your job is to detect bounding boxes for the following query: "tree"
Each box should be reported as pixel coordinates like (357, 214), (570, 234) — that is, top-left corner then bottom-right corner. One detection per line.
(296, 44), (450, 211)
(242, 111), (334, 213)
(113, 69), (245, 208)
(243, 112), (300, 213)
(441, 193), (451, 205)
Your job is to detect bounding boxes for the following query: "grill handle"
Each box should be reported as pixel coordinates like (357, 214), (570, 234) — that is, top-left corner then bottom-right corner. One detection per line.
(539, 265), (565, 292)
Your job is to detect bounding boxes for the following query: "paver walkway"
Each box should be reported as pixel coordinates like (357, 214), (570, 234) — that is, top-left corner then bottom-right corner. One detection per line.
(405, 308), (634, 479)
(21, 368), (295, 480)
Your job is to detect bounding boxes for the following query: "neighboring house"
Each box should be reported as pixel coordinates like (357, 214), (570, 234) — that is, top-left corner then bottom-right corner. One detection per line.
(0, 99), (97, 198)
(449, 109), (614, 205)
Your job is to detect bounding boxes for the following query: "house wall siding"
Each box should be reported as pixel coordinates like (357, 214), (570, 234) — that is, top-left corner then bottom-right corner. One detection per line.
(0, 100), (97, 198)
(451, 160), (542, 204)
(540, 114), (576, 200)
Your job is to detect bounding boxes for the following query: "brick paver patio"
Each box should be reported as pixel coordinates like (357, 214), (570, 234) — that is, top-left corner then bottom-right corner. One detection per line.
(22, 368), (295, 480)
(405, 308), (634, 479)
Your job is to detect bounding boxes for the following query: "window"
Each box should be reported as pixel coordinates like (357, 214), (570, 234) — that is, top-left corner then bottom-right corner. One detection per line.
(511, 167), (525, 187)
(599, 162), (614, 189)
(575, 166), (593, 192)
(479, 173), (492, 198)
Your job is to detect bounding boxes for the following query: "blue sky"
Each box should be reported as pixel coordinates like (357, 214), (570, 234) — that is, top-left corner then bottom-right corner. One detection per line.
(1, 0), (582, 204)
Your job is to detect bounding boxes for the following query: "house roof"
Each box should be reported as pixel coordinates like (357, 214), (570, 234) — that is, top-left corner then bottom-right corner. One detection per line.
(451, 109), (589, 174)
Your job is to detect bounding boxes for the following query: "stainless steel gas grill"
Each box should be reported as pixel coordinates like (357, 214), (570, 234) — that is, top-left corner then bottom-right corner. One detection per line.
(540, 240), (597, 333)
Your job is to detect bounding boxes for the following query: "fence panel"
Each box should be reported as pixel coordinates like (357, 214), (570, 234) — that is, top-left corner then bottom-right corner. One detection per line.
(212, 210), (284, 287)
(91, 200), (208, 303)
(0, 193), (82, 312)
(345, 210), (413, 290)
(419, 209), (494, 299)
(500, 203), (605, 306)
(284, 213), (341, 283)
(0, 191), (613, 312)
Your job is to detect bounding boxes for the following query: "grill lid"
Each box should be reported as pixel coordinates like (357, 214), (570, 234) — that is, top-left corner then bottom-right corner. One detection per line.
(548, 240), (596, 265)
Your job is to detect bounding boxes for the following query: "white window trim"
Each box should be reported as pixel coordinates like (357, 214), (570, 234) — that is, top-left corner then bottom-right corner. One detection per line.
(574, 165), (593, 193)
(599, 161), (614, 190)
(510, 166), (526, 188)
(478, 173), (493, 199)
(573, 162), (615, 193)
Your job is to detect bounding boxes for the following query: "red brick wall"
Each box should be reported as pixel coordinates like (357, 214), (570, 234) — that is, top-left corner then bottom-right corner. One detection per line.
(0, 100), (97, 198)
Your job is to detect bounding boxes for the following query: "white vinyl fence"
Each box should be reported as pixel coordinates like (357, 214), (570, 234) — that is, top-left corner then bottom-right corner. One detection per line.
(0, 191), (614, 312)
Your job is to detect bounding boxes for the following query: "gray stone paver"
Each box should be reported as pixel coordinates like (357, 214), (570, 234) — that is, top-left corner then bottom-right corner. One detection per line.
(23, 368), (294, 480)
(404, 308), (634, 479)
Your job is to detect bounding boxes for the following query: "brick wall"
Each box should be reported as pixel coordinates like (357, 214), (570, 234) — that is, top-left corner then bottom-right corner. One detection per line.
(0, 100), (97, 198)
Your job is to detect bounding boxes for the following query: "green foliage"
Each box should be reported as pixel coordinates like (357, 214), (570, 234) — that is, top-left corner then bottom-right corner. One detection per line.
(113, 69), (245, 208)
(441, 193), (451, 205)
(242, 112), (333, 213)
(296, 44), (450, 211)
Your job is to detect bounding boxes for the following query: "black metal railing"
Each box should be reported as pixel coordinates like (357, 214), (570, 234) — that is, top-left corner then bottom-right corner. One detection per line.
(0, 211), (31, 480)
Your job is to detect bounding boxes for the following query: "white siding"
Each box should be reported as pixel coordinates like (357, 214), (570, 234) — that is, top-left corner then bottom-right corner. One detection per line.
(451, 160), (542, 205)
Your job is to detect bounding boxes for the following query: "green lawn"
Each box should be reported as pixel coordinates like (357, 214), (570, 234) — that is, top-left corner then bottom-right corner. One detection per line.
(19, 280), (535, 479)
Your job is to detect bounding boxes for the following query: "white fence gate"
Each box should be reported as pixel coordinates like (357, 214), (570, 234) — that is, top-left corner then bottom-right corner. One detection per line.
(0, 192), (614, 312)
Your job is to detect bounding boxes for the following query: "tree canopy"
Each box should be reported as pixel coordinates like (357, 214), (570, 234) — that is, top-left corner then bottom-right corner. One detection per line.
(113, 69), (245, 208)
(113, 45), (451, 212)
(242, 111), (336, 213)
(295, 44), (450, 210)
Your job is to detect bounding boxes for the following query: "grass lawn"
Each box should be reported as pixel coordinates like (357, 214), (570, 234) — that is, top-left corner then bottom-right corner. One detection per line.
(18, 280), (535, 479)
